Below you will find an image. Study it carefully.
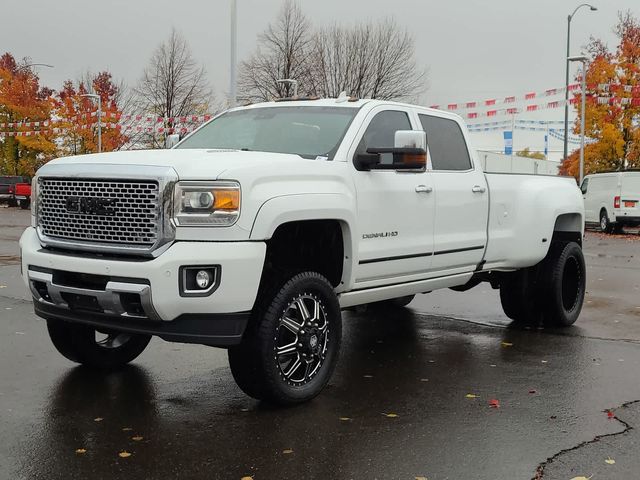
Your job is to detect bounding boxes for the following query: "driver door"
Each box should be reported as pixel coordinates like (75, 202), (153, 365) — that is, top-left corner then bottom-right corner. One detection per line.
(350, 106), (435, 288)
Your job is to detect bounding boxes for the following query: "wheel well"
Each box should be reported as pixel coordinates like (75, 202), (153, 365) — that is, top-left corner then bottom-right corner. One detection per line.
(552, 213), (582, 246)
(264, 220), (344, 287)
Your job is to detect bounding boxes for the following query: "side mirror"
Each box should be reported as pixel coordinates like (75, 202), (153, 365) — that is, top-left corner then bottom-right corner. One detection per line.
(165, 134), (180, 149)
(354, 153), (381, 171)
(356, 130), (427, 171)
(395, 130), (426, 151)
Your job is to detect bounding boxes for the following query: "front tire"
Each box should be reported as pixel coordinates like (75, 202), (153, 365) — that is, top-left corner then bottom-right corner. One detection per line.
(47, 319), (151, 369)
(228, 272), (342, 405)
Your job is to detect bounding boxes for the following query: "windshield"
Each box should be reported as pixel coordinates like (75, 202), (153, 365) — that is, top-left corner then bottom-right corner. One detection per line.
(176, 106), (358, 160)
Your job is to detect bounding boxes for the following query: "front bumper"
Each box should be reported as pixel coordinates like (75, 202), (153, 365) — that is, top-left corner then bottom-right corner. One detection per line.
(20, 227), (266, 346)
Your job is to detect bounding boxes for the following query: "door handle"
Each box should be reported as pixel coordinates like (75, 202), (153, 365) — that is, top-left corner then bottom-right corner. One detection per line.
(415, 185), (433, 193)
(472, 185), (486, 193)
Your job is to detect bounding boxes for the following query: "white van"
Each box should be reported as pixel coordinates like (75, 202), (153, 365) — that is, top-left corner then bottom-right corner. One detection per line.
(581, 171), (640, 232)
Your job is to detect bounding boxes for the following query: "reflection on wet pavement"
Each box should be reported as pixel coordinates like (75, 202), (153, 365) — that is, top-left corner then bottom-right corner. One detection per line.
(8, 305), (640, 480)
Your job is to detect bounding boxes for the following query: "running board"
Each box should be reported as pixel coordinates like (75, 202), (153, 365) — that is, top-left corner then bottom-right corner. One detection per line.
(338, 272), (473, 308)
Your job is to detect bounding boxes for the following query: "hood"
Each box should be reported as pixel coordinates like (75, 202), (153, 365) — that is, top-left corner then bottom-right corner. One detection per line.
(45, 149), (315, 180)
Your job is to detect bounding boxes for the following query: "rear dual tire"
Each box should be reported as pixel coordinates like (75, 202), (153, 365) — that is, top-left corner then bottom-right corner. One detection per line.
(500, 241), (585, 327)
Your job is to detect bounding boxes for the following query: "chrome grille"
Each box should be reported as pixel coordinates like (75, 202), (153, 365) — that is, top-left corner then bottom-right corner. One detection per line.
(38, 178), (160, 247)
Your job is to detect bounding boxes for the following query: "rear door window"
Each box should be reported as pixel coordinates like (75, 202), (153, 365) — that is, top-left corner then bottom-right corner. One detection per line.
(418, 114), (472, 171)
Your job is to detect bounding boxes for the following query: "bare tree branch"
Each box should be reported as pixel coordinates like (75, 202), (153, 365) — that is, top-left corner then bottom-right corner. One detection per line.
(239, 3), (428, 103)
(134, 29), (213, 148)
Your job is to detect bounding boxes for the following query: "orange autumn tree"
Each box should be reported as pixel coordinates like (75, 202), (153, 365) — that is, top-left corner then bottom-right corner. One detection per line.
(0, 53), (56, 176)
(560, 12), (640, 178)
(55, 72), (128, 155)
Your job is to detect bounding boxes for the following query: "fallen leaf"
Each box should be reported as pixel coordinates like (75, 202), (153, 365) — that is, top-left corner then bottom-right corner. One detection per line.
(131, 436), (143, 441)
(383, 413), (399, 418)
(605, 457), (616, 465)
(420, 378), (429, 382)
(489, 364), (497, 367)
(489, 399), (500, 409)
(0, 285), (7, 289)
(75, 448), (87, 454)
(339, 417), (352, 421)
(415, 477), (428, 480)
(541, 360), (548, 364)
(118, 451), (132, 458)
(569, 477), (593, 480)
(607, 410), (615, 419)
(122, 427), (133, 432)
(94, 417), (104, 422)
(282, 449), (293, 454)
(241, 477), (253, 480)
(363, 375), (373, 378)
(501, 342), (513, 347)
(465, 394), (479, 399)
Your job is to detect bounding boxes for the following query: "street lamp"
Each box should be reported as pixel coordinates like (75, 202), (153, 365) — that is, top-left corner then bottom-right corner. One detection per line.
(80, 93), (102, 153)
(563, 3), (597, 162)
(568, 55), (588, 184)
(229, 0), (238, 107)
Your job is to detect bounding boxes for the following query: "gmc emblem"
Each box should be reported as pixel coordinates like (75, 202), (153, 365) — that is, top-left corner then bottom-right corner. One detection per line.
(65, 196), (117, 216)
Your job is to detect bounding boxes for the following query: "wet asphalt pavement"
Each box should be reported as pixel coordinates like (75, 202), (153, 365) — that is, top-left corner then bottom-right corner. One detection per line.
(1, 208), (640, 480)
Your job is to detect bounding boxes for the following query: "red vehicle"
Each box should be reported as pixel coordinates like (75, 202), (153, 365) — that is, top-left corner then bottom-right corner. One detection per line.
(0, 176), (31, 209)
(14, 182), (32, 209)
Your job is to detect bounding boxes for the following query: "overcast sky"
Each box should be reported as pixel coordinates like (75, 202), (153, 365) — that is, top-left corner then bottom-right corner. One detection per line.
(2, 0), (637, 158)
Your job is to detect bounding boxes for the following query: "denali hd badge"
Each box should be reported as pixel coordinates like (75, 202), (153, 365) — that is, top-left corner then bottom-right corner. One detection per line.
(362, 231), (398, 239)
(65, 196), (117, 216)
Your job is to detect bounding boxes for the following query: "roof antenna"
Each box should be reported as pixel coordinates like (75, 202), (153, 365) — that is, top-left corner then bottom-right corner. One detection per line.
(335, 91), (349, 103)
(276, 79), (298, 98)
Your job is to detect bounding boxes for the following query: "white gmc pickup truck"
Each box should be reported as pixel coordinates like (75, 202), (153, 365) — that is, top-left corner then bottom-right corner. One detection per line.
(20, 98), (586, 405)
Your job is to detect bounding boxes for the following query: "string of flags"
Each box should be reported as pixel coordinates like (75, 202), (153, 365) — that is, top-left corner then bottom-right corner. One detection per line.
(1, 81), (637, 137)
(466, 120), (593, 145)
(0, 113), (213, 130)
(0, 123), (202, 138)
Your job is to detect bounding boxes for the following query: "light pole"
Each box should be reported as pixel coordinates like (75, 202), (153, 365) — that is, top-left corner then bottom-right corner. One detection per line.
(563, 3), (597, 162)
(568, 55), (588, 184)
(230, 0), (238, 107)
(81, 94), (102, 153)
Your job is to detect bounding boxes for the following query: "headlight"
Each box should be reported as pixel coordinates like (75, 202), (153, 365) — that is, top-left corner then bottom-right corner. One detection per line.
(173, 182), (241, 227)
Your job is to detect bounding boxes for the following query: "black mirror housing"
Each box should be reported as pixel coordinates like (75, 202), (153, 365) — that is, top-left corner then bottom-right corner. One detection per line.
(354, 153), (381, 171)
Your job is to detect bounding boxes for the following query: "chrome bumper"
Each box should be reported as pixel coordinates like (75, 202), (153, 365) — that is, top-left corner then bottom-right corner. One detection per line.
(27, 269), (161, 322)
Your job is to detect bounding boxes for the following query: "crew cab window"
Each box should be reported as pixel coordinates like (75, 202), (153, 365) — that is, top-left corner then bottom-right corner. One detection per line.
(581, 178), (589, 194)
(355, 110), (412, 165)
(419, 114), (472, 171)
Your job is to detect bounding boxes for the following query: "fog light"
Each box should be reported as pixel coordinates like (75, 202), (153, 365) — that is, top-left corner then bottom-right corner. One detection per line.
(195, 270), (211, 289)
(180, 266), (219, 297)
